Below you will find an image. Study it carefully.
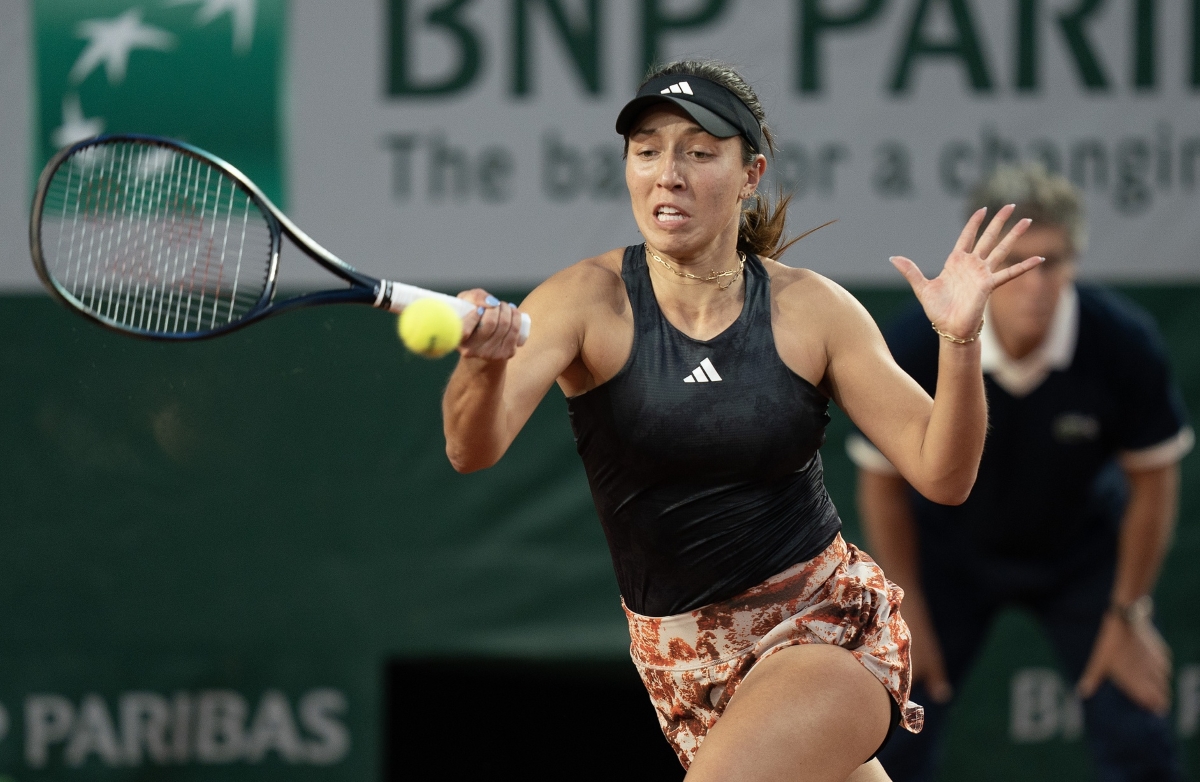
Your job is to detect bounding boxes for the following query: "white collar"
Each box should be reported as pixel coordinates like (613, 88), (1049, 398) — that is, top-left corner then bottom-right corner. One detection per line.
(980, 284), (1079, 397)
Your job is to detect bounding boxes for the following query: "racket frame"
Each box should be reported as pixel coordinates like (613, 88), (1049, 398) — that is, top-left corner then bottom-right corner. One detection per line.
(32, 134), (395, 341)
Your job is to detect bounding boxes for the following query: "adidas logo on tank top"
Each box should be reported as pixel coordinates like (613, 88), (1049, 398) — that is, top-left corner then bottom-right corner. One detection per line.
(683, 358), (722, 383)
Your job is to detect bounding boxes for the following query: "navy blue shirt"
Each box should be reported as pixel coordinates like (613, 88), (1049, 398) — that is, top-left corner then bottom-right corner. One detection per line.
(878, 286), (1188, 589)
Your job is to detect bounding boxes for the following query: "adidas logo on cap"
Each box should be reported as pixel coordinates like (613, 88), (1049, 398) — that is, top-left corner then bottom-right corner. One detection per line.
(660, 81), (694, 95)
(683, 358), (722, 383)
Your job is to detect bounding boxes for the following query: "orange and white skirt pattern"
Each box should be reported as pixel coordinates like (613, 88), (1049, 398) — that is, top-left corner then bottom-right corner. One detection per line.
(624, 533), (924, 768)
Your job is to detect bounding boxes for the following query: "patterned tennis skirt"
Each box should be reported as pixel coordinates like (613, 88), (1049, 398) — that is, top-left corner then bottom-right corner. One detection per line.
(623, 533), (924, 768)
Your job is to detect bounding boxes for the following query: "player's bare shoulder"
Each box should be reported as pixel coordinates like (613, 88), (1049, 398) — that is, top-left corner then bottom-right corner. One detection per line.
(760, 257), (863, 330)
(526, 249), (623, 310)
(524, 249), (631, 396)
(520, 249), (625, 326)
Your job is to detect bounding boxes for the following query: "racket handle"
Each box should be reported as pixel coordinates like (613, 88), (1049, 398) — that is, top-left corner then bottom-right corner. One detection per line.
(377, 281), (530, 345)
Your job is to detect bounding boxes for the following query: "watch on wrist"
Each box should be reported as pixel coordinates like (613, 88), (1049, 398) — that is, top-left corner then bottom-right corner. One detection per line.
(1109, 595), (1154, 624)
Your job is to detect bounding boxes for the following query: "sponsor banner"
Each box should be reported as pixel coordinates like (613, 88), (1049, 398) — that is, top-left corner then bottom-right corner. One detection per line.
(3, 1), (1197, 292)
(4, 1), (1195, 292)
(286, 0), (1200, 289)
(0, 0), (284, 289)
(14, 688), (348, 770)
(30, 0), (285, 201)
(0, 653), (358, 780)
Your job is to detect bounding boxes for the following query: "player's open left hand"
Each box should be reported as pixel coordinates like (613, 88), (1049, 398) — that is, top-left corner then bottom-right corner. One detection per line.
(456, 289), (524, 361)
(890, 204), (1045, 341)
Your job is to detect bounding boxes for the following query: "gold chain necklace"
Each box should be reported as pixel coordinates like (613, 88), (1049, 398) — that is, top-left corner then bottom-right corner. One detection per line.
(645, 243), (746, 290)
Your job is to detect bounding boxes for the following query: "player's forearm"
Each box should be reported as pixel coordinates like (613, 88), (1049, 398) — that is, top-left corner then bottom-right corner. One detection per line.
(1111, 464), (1180, 606)
(443, 356), (512, 473)
(913, 341), (987, 504)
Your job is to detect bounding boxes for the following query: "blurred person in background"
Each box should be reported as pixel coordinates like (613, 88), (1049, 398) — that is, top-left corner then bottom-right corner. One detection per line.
(850, 164), (1193, 782)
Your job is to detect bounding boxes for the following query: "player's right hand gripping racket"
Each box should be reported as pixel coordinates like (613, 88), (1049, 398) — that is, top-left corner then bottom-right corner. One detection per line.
(30, 134), (530, 342)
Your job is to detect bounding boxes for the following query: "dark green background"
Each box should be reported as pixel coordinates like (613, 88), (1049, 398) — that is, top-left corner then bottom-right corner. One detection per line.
(1, 285), (1196, 780)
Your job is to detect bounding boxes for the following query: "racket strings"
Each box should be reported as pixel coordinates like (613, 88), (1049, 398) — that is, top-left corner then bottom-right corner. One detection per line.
(39, 141), (273, 335)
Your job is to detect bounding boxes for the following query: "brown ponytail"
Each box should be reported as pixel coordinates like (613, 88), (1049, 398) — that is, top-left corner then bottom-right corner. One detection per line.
(739, 192), (835, 259)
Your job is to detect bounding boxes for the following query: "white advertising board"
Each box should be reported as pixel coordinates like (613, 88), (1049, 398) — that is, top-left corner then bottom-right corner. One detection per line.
(288, 0), (1200, 288)
(3, 0), (1198, 290)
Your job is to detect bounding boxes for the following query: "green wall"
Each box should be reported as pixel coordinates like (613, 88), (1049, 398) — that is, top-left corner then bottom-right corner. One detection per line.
(1, 285), (1197, 780)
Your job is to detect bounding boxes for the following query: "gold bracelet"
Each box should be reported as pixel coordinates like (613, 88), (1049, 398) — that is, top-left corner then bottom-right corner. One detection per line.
(931, 319), (984, 344)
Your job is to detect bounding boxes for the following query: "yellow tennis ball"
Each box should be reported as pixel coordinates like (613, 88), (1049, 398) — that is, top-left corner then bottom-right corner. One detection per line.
(397, 298), (463, 358)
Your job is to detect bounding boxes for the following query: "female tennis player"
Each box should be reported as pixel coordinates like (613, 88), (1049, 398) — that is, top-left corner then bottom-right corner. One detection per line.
(441, 60), (1043, 782)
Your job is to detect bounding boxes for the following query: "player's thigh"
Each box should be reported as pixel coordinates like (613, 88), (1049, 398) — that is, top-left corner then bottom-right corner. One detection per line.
(685, 643), (893, 782)
(847, 759), (893, 782)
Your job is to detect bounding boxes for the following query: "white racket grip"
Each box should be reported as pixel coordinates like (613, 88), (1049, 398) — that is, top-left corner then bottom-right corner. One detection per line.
(379, 281), (530, 345)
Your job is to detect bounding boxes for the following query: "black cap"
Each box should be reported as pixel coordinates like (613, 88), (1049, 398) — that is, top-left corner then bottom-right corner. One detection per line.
(615, 73), (763, 154)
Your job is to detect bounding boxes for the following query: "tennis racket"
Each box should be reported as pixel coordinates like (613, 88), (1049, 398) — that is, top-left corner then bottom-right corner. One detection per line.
(30, 134), (530, 343)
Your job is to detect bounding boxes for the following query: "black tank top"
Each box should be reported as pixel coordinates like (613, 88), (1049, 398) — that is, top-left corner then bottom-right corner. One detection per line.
(566, 245), (842, 617)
